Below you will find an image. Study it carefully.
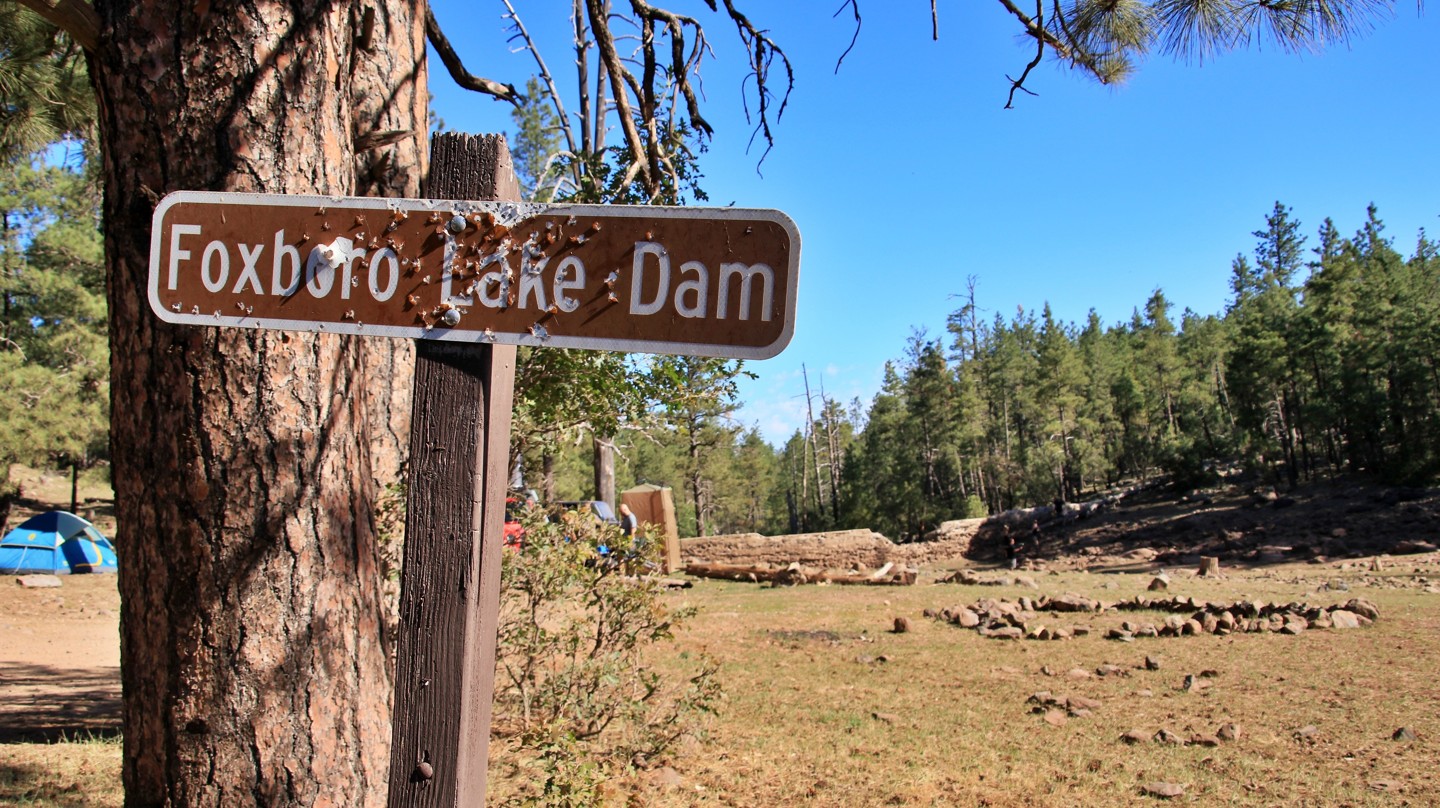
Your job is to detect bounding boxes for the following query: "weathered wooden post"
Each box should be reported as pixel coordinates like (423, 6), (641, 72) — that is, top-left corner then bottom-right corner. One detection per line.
(147, 130), (799, 806)
(385, 133), (519, 805)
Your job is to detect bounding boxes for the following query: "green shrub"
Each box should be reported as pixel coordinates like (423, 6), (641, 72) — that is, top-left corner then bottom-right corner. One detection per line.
(493, 505), (720, 803)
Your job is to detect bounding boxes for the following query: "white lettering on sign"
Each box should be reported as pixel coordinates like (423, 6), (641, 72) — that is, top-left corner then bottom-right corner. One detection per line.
(167, 223), (781, 322)
(629, 241), (773, 321)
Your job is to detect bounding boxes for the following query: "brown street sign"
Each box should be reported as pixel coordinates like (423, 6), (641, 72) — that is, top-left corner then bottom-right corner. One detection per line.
(148, 191), (799, 359)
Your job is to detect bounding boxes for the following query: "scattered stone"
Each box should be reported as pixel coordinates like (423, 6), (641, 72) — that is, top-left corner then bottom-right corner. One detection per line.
(15, 575), (62, 588)
(1368, 779), (1403, 793)
(1015, 575), (1039, 589)
(1145, 655), (1162, 671)
(1294, 725), (1319, 741)
(1066, 668), (1091, 680)
(871, 711), (899, 725)
(1141, 782), (1186, 799)
(1392, 727), (1417, 742)
(1027, 691), (1060, 707)
(951, 607), (981, 628)
(1329, 610), (1362, 630)
(1148, 574), (1170, 592)
(1189, 734), (1220, 747)
(1105, 628), (1134, 641)
(1043, 709), (1068, 727)
(1217, 723), (1241, 742)
(892, 616), (911, 634)
(1135, 689), (1154, 697)
(1067, 695), (1103, 712)
(984, 626), (1023, 640)
(1153, 728), (1184, 745)
(1181, 674), (1210, 693)
(1096, 664), (1128, 677)
(1121, 729), (1150, 744)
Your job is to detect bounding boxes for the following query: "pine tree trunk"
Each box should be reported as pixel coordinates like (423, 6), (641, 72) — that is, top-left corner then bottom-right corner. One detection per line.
(91, 2), (425, 804)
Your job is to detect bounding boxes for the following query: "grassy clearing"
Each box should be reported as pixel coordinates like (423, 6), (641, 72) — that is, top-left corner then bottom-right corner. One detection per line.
(606, 560), (1440, 806)
(5, 557), (1437, 805)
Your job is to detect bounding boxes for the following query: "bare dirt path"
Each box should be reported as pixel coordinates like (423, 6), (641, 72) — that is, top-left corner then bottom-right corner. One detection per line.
(0, 569), (121, 743)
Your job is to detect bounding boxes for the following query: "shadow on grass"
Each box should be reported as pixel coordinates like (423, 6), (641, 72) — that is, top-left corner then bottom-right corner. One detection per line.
(0, 662), (121, 744)
(0, 758), (112, 807)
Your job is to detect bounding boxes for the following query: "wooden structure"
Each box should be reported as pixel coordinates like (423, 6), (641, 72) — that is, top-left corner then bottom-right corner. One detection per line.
(621, 483), (681, 573)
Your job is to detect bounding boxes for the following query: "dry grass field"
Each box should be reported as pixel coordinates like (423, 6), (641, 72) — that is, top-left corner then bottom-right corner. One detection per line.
(3, 467), (1438, 806)
(621, 563), (1440, 806)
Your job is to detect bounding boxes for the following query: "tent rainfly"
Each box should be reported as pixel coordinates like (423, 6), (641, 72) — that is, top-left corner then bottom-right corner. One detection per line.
(0, 511), (117, 574)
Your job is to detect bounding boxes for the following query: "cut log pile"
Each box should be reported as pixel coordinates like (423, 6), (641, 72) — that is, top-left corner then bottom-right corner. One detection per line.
(925, 592), (1380, 641)
(684, 560), (918, 586)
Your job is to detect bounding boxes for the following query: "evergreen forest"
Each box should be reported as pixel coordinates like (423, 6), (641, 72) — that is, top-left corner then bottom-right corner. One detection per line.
(535, 203), (1440, 541)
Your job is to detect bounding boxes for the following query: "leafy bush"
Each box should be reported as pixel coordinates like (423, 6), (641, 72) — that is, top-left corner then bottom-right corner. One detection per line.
(493, 505), (720, 803)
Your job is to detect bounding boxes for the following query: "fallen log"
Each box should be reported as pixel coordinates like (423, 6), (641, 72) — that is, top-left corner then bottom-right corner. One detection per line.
(684, 561), (813, 584)
(820, 566), (918, 586)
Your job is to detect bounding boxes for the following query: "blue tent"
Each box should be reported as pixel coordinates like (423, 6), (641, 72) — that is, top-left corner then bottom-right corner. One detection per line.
(0, 511), (117, 574)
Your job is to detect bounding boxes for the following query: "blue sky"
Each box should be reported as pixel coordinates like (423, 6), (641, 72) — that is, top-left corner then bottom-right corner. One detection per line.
(428, 2), (1439, 445)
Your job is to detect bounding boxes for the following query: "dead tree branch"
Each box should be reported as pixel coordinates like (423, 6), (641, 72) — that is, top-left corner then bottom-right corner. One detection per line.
(426, 5), (524, 105)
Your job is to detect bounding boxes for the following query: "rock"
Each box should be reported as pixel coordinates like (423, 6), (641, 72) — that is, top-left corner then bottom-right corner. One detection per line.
(648, 766), (684, 789)
(1121, 729), (1150, 744)
(1136, 689), (1154, 697)
(1343, 598), (1381, 621)
(1105, 628), (1134, 641)
(1189, 734), (1220, 747)
(1096, 664), (1127, 677)
(1329, 609), (1362, 629)
(1394, 540), (1438, 555)
(1368, 779), (1403, 793)
(892, 616), (911, 634)
(1152, 728), (1184, 745)
(1043, 709), (1068, 727)
(1294, 725), (1319, 741)
(1067, 695), (1103, 712)
(985, 626), (1023, 640)
(15, 575), (62, 588)
(1181, 619), (1202, 636)
(1392, 727), (1417, 742)
(1181, 674), (1209, 693)
(1280, 618), (1307, 635)
(1050, 593), (1099, 612)
(1015, 575), (1039, 589)
(1066, 668), (1092, 680)
(1148, 575), (1170, 592)
(1141, 782), (1186, 799)
(871, 711), (900, 724)
(1027, 691), (1060, 706)
(951, 607), (981, 628)
(1145, 655), (1162, 671)
(1217, 723), (1241, 742)
(922, 608), (938, 619)
(1215, 611), (1236, 634)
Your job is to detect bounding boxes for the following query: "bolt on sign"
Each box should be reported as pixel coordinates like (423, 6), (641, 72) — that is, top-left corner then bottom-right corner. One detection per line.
(148, 191), (800, 359)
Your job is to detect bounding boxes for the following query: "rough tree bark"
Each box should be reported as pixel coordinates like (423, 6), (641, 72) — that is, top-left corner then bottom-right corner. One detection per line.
(90, 1), (424, 804)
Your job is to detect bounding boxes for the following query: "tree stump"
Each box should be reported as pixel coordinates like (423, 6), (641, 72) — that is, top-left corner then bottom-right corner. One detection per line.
(1198, 556), (1221, 577)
